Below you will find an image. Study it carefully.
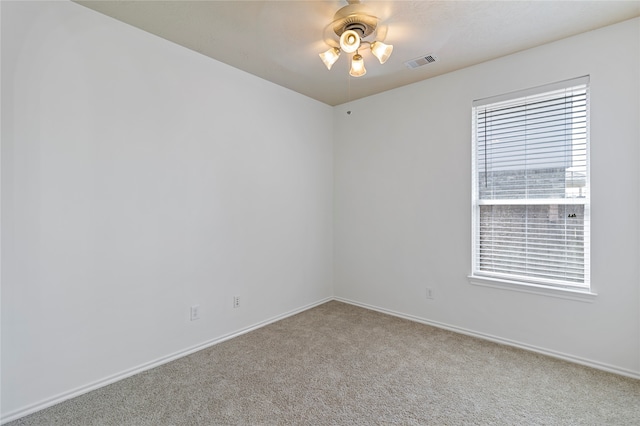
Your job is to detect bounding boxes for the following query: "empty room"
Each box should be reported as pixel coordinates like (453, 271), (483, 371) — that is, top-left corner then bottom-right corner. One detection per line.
(2, 0), (639, 424)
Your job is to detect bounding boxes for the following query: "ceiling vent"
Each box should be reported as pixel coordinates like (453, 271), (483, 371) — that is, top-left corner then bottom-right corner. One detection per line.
(404, 54), (438, 69)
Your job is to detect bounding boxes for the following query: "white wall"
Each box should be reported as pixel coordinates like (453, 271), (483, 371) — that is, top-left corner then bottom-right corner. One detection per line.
(1, 1), (332, 420)
(334, 17), (640, 377)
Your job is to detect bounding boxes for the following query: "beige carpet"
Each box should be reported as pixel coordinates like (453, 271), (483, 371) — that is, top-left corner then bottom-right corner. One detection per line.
(8, 301), (640, 425)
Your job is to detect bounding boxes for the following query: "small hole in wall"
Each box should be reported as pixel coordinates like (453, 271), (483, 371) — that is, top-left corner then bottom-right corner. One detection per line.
(347, 110), (352, 115)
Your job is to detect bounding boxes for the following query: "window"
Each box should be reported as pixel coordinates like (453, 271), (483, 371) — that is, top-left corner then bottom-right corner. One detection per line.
(471, 77), (590, 292)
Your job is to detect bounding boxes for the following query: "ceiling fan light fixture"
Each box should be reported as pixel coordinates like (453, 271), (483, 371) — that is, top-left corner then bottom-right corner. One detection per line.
(319, 47), (341, 70)
(370, 41), (393, 64)
(319, 0), (391, 77)
(340, 30), (361, 53)
(349, 53), (366, 77)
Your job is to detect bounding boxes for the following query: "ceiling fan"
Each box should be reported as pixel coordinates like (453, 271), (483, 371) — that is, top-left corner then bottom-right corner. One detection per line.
(318, 0), (393, 77)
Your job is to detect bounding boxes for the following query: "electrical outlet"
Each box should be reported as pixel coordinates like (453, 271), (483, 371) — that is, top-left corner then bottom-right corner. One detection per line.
(426, 288), (434, 300)
(190, 305), (200, 321)
(233, 295), (240, 309)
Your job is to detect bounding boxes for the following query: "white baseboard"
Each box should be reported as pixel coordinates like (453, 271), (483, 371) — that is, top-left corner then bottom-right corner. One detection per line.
(334, 296), (640, 381)
(1, 297), (332, 425)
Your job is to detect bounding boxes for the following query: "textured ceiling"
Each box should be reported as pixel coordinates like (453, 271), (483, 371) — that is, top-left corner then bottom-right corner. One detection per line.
(76, 1), (640, 106)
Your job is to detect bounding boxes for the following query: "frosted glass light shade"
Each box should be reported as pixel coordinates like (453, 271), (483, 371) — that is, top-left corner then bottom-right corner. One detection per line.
(319, 47), (341, 70)
(370, 41), (393, 64)
(340, 30), (361, 53)
(349, 53), (366, 77)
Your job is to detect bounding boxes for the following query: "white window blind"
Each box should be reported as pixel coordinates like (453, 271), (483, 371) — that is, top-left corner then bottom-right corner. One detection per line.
(472, 77), (590, 290)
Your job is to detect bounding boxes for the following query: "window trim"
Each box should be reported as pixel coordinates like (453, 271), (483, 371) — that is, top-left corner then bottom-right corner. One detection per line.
(467, 274), (597, 302)
(470, 76), (592, 296)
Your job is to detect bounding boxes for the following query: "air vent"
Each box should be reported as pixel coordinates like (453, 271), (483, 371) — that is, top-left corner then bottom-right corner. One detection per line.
(404, 54), (439, 69)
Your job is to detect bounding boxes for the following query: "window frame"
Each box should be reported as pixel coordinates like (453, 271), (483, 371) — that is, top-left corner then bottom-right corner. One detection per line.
(469, 77), (595, 299)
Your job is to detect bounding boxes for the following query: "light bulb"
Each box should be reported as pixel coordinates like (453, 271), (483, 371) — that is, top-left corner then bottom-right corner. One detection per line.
(340, 30), (361, 54)
(349, 53), (366, 77)
(319, 47), (341, 70)
(370, 41), (393, 64)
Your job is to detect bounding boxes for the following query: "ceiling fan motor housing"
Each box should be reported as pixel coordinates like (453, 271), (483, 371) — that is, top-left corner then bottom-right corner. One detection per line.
(331, 2), (378, 38)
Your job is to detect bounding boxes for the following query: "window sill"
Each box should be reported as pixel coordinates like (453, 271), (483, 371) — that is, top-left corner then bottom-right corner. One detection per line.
(468, 275), (597, 303)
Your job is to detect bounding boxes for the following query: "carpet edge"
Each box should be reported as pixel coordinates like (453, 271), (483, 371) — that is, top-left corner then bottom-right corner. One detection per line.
(334, 296), (640, 380)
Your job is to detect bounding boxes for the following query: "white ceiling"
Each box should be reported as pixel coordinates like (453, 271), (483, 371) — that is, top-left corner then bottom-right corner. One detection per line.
(75, 1), (640, 106)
